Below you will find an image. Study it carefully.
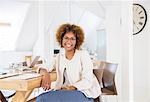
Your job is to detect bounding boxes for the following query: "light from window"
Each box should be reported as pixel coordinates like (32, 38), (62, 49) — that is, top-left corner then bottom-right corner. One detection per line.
(0, 25), (15, 51)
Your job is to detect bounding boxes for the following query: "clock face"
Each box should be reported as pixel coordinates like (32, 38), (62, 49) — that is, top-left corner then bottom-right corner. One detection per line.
(133, 4), (147, 35)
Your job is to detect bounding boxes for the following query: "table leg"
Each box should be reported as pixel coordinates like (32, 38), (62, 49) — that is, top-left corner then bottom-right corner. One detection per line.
(12, 90), (33, 102)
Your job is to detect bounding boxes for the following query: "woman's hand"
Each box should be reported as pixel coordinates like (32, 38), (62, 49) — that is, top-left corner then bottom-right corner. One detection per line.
(61, 86), (77, 90)
(39, 68), (51, 90)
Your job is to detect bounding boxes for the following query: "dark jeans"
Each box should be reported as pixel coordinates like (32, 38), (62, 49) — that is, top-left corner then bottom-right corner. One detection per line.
(36, 90), (94, 102)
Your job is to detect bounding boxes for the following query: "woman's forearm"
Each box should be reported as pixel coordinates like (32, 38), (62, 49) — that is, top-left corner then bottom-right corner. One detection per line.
(38, 68), (51, 90)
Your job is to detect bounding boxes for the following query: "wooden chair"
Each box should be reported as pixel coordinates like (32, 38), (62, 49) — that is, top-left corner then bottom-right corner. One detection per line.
(93, 61), (118, 102)
(0, 91), (7, 102)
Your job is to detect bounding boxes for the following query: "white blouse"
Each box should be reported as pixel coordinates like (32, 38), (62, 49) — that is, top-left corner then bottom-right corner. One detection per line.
(48, 49), (101, 98)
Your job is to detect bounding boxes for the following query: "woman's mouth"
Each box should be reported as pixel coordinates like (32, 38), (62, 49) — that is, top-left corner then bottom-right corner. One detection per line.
(66, 44), (72, 47)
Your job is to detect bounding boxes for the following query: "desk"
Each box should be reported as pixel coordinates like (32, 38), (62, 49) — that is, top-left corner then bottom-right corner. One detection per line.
(0, 71), (56, 102)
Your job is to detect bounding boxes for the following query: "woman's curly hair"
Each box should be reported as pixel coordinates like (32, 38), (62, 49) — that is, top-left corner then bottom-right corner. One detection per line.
(56, 23), (84, 50)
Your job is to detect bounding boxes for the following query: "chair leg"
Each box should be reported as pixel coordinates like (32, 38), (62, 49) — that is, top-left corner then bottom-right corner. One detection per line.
(94, 97), (99, 102)
(99, 96), (105, 102)
(0, 91), (7, 102)
(115, 95), (119, 102)
(101, 95), (118, 102)
(27, 97), (36, 102)
(105, 96), (108, 102)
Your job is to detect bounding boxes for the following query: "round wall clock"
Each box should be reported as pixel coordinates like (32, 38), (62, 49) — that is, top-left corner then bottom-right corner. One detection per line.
(133, 3), (147, 35)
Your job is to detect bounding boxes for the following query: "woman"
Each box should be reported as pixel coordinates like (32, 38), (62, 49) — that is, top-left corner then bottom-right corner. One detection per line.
(36, 23), (101, 102)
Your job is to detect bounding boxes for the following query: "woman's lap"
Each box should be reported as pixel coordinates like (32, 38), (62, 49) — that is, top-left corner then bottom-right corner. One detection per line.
(36, 90), (94, 102)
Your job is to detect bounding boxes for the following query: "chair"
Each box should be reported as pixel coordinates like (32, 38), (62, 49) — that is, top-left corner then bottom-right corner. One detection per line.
(93, 61), (118, 102)
(0, 91), (7, 102)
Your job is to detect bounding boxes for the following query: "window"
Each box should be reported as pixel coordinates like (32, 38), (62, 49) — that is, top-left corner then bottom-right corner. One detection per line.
(0, 25), (14, 51)
(0, 1), (30, 51)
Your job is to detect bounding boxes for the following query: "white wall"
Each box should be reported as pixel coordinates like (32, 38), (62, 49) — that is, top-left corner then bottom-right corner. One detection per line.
(0, 51), (32, 68)
(104, 2), (122, 101)
(133, 1), (150, 102)
(121, 2), (133, 102)
(144, 2), (150, 101)
(103, 1), (150, 102)
(16, 2), (39, 51)
(103, 1), (134, 102)
(148, 3), (150, 100)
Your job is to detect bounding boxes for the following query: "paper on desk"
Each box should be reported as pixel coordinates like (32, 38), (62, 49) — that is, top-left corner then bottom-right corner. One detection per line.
(5, 73), (41, 80)
(0, 73), (20, 79)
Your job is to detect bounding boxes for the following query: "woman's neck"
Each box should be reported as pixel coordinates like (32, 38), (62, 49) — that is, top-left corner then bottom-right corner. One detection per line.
(65, 50), (75, 60)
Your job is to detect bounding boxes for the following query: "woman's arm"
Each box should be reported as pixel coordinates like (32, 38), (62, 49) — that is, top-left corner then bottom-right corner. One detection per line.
(72, 51), (94, 90)
(61, 86), (77, 90)
(39, 68), (51, 90)
(35, 54), (58, 90)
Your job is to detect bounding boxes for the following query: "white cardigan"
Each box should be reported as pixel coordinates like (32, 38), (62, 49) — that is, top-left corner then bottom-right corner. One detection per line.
(48, 49), (101, 98)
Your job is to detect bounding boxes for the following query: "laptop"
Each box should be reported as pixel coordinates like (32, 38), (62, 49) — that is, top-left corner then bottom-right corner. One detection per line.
(29, 56), (40, 68)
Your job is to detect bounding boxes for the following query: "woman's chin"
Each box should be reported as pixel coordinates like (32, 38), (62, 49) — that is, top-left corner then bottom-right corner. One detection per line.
(65, 48), (74, 51)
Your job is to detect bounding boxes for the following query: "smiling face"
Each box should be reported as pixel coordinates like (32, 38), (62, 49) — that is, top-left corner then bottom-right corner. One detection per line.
(56, 23), (84, 50)
(62, 32), (76, 52)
